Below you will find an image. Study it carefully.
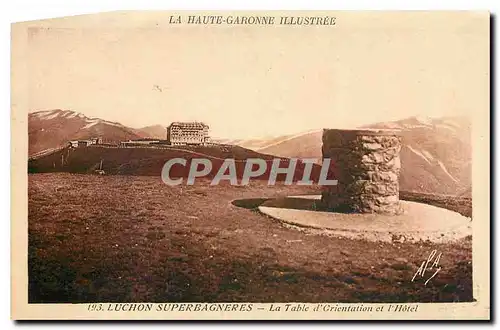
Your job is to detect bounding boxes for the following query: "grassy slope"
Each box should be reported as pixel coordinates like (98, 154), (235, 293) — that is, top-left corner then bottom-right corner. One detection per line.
(28, 145), (326, 181)
(28, 173), (472, 303)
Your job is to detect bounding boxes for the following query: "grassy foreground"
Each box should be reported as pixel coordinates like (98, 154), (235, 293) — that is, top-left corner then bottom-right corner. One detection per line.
(28, 173), (472, 303)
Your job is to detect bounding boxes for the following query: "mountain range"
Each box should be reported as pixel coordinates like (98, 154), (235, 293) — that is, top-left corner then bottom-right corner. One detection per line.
(28, 109), (165, 155)
(28, 109), (471, 196)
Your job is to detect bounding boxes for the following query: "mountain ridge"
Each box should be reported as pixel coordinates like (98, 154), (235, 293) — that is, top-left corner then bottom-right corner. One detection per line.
(29, 109), (164, 154)
(28, 110), (471, 196)
(250, 116), (471, 196)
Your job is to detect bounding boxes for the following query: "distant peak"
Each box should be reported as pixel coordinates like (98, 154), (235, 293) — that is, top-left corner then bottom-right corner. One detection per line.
(410, 115), (433, 125)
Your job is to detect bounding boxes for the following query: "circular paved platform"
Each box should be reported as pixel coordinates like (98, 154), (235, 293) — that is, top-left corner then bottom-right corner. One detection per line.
(259, 195), (472, 243)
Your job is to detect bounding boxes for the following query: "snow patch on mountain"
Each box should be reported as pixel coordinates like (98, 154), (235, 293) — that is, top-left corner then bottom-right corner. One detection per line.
(406, 145), (432, 165)
(435, 123), (458, 131)
(438, 160), (459, 183)
(82, 118), (125, 130)
(413, 115), (433, 126)
(255, 129), (322, 151)
(65, 112), (80, 119)
(441, 119), (463, 129)
(380, 122), (403, 129)
(82, 120), (101, 129)
(106, 121), (124, 128)
(44, 111), (64, 120)
(407, 145), (459, 184)
(420, 149), (434, 162)
(33, 110), (55, 118)
(32, 109), (88, 120)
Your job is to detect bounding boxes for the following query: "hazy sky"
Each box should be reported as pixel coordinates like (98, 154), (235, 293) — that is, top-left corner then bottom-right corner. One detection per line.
(22, 12), (488, 139)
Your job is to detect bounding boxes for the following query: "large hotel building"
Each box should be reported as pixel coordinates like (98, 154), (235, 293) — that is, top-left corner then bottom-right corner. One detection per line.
(166, 122), (210, 146)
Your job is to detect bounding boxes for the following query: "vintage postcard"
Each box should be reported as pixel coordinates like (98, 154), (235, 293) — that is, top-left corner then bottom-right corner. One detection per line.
(11, 11), (490, 320)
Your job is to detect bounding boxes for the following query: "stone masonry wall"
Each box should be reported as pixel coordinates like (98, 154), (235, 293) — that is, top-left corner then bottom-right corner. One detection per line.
(321, 129), (402, 215)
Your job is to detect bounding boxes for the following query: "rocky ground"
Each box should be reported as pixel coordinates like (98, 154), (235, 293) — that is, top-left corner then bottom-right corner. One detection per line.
(28, 173), (473, 303)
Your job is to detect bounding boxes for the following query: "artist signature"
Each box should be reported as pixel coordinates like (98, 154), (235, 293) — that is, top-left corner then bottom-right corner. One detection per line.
(411, 249), (442, 285)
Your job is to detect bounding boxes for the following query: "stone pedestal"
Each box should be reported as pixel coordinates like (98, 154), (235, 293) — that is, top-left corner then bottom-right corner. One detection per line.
(321, 129), (402, 215)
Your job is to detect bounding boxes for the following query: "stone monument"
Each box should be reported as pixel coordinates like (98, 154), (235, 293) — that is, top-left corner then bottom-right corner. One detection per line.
(321, 128), (402, 215)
